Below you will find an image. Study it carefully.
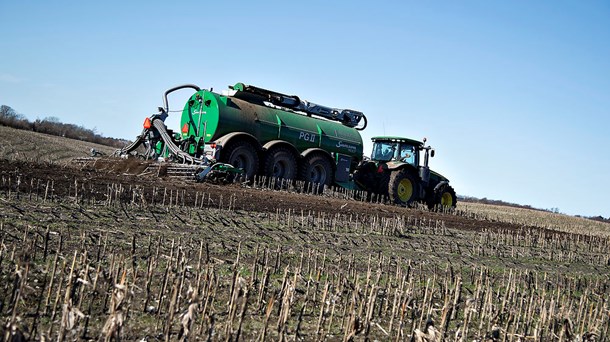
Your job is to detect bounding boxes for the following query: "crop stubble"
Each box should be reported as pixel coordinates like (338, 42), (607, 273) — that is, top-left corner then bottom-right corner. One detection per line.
(0, 159), (609, 341)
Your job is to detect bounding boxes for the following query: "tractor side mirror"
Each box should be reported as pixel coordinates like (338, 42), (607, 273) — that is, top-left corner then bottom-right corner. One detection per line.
(430, 149), (435, 158)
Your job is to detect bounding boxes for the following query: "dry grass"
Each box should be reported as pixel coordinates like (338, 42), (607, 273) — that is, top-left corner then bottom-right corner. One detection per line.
(457, 202), (610, 237)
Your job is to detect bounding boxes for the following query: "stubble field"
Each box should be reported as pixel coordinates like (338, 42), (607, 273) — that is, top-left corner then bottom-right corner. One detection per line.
(0, 127), (609, 341)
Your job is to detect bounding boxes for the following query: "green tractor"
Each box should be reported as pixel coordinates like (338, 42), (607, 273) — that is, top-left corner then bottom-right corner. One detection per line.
(354, 136), (457, 209)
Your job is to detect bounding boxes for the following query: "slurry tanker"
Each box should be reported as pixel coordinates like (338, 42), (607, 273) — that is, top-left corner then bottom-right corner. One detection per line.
(118, 82), (456, 208)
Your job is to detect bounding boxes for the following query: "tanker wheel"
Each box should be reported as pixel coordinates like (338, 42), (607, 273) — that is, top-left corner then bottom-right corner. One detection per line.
(263, 147), (297, 181)
(428, 184), (457, 210)
(388, 169), (419, 206)
(299, 153), (333, 193)
(220, 140), (259, 181)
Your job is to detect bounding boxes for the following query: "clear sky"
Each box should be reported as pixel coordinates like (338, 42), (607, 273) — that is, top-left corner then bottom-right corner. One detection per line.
(1, 1), (609, 217)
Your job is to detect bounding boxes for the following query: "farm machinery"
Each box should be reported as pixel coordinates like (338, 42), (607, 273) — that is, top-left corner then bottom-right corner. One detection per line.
(118, 82), (456, 208)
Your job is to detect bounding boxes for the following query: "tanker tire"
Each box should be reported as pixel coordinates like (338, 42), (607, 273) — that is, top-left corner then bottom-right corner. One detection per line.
(299, 153), (333, 194)
(388, 169), (419, 206)
(263, 147), (297, 182)
(428, 184), (457, 210)
(220, 140), (259, 182)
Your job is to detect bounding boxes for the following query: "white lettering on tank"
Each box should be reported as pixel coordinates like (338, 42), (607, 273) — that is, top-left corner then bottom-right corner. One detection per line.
(299, 131), (316, 142)
(337, 141), (357, 152)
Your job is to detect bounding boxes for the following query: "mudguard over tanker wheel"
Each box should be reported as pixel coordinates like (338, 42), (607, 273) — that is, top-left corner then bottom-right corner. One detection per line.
(388, 169), (419, 206)
(220, 140), (259, 181)
(263, 146), (297, 181)
(299, 153), (333, 193)
(427, 184), (457, 210)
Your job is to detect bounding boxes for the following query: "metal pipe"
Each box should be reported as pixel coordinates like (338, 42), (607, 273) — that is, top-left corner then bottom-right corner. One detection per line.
(235, 83), (366, 128)
(163, 84), (201, 114)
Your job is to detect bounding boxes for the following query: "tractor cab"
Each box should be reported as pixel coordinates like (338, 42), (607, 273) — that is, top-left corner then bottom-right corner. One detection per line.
(371, 136), (437, 186)
(370, 137), (423, 167)
(355, 136), (455, 208)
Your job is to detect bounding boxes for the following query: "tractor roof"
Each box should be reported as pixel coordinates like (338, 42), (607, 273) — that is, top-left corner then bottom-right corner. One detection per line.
(371, 136), (423, 146)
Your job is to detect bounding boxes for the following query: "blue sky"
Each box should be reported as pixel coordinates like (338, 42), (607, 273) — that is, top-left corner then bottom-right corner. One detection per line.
(1, 1), (609, 217)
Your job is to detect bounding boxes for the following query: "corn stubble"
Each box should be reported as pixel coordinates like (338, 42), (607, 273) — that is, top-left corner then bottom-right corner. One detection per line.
(0, 176), (609, 341)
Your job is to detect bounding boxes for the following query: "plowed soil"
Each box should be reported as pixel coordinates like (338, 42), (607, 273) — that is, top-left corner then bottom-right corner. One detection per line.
(0, 157), (515, 234)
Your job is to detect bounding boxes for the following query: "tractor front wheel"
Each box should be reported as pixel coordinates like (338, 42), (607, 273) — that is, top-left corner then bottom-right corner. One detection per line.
(428, 184), (457, 210)
(388, 170), (419, 206)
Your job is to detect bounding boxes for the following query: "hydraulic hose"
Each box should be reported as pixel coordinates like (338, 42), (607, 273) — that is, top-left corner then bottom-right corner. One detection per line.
(115, 127), (148, 156)
(356, 114), (368, 131)
(116, 117), (206, 164)
(152, 118), (205, 164)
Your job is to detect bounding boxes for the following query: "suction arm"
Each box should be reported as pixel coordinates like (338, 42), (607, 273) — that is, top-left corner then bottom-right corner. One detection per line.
(356, 114), (368, 131)
(163, 84), (201, 114)
(233, 83), (367, 129)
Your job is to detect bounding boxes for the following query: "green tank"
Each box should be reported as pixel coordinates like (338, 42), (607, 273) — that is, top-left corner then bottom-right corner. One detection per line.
(177, 83), (366, 186)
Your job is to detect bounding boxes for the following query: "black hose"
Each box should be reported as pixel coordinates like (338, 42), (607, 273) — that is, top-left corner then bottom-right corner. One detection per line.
(356, 114), (368, 131)
(152, 118), (205, 165)
(163, 84), (201, 114)
(116, 127), (148, 155)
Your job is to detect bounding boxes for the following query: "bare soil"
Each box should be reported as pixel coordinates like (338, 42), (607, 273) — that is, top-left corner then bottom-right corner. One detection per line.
(1, 157), (525, 234)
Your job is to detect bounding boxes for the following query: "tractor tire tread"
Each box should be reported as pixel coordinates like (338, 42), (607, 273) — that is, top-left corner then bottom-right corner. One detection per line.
(388, 169), (420, 206)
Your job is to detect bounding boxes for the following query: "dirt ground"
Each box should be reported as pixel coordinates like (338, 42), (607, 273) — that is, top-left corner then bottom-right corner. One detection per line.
(0, 157), (528, 234)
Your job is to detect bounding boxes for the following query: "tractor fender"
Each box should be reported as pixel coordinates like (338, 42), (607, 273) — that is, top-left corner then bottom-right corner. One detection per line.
(300, 148), (335, 170)
(213, 132), (262, 151)
(385, 161), (418, 174)
(433, 181), (449, 191)
(262, 140), (300, 157)
(301, 147), (331, 159)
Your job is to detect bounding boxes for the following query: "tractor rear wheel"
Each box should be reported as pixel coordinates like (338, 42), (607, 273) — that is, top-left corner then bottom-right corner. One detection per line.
(299, 153), (333, 193)
(220, 140), (259, 181)
(388, 169), (419, 206)
(428, 184), (457, 210)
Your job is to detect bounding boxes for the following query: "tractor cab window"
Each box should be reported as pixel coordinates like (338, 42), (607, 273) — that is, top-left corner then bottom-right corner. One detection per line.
(372, 141), (397, 161)
(399, 144), (417, 166)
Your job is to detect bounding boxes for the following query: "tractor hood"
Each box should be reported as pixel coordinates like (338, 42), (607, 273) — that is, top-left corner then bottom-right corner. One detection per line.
(430, 169), (450, 183)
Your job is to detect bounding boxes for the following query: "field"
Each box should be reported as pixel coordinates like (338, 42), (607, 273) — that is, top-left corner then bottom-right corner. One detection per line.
(0, 125), (117, 163)
(0, 126), (609, 341)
